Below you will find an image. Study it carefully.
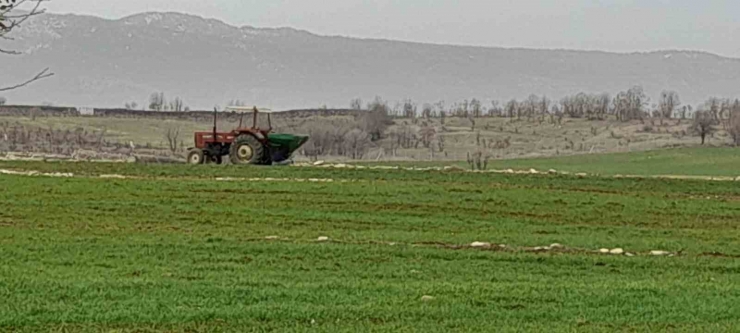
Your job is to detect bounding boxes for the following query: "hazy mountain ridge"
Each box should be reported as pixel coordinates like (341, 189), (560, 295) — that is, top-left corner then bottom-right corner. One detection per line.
(1, 11), (739, 110)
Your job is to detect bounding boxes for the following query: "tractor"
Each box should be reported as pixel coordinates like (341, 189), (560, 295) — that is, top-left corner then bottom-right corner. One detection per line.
(187, 106), (309, 165)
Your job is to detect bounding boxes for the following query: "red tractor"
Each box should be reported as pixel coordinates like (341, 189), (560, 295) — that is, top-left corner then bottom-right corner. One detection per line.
(187, 106), (309, 165)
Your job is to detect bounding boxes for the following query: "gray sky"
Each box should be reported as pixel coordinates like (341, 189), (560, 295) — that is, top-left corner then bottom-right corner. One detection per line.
(44, 0), (740, 58)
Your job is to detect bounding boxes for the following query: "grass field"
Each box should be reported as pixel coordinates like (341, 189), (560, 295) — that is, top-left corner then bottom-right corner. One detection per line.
(374, 147), (740, 177)
(1, 154), (740, 332)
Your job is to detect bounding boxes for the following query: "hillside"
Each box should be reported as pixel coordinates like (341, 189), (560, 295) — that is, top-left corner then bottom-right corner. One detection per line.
(2, 12), (740, 109)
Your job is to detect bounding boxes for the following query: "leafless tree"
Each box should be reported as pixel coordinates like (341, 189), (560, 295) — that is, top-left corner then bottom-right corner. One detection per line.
(164, 126), (181, 153)
(418, 125), (436, 149)
(704, 97), (721, 122)
(361, 96), (392, 141)
(659, 91), (680, 123)
(691, 110), (716, 145)
(169, 97), (185, 112)
(488, 100), (502, 117)
(613, 86), (649, 121)
(470, 98), (482, 118)
(344, 128), (370, 159)
(350, 98), (363, 110)
(228, 99), (247, 107)
(725, 99), (740, 145)
(505, 99), (518, 118)
(149, 92), (166, 111)
(124, 101), (138, 110)
(467, 151), (490, 171)
(402, 99), (417, 119)
(421, 103), (433, 119)
(0, 0), (53, 92)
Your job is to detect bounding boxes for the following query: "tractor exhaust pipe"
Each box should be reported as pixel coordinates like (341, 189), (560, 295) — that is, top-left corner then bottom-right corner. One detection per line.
(213, 107), (218, 140)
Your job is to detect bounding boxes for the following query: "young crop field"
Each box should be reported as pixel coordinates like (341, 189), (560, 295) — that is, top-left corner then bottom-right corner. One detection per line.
(367, 147), (740, 178)
(1, 158), (739, 332)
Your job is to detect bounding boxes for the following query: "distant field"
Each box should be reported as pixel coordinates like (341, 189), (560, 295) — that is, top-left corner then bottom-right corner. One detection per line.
(1, 160), (739, 332)
(0, 114), (719, 162)
(371, 147), (740, 177)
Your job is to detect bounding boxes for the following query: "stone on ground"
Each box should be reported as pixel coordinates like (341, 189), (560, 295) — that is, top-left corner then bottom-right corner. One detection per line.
(317, 236), (330, 242)
(470, 241), (491, 248)
(421, 295), (435, 302)
(609, 248), (625, 255)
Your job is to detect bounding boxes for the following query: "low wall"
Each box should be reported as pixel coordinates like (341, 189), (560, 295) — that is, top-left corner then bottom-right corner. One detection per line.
(0, 105), (360, 120)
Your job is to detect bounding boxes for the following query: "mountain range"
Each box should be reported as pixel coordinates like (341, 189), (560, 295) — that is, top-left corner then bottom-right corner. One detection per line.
(2, 11), (740, 110)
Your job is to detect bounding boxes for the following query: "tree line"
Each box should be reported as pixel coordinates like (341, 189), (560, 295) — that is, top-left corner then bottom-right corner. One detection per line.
(348, 87), (740, 146)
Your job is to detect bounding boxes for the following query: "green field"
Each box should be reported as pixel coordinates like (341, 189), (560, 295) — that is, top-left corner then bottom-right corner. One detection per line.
(1, 154), (740, 332)
(367, 147), (740, 177)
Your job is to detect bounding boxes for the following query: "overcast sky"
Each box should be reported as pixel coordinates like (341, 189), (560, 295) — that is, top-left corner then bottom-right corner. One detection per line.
(44, 0), (740, 58)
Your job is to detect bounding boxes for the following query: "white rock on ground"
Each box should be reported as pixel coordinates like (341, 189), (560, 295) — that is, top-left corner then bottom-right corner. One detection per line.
(548, 169), (558, 175)
(609, 248), (625, 255)
(599, 248), (610, 254)
(317, 236), (330, 242)
(421, 295), (435, 302)
(265, 236), (279, 240)
(470, 242), (491, 248)
(313, 161), (325, 166)
(625, 253), (635, 257)
(533, 246), (549, 251)
(650, 250), (671, 256)
(549, 243), (564, 249)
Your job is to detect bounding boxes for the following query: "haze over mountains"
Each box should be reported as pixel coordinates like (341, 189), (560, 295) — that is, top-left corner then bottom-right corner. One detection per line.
(2, 11), (740, 110)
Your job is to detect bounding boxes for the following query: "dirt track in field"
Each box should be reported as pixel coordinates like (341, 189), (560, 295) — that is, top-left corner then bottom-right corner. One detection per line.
(2, 163), (739, 183)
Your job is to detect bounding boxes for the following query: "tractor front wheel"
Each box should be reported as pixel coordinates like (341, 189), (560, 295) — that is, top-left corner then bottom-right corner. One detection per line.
(187, 148), (205, 165)
(229, 135), (267, 165)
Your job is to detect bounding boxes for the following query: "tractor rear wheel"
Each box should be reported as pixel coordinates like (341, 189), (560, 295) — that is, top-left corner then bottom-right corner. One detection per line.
(229, 135), (266, 165)
(187, 148), (205, 165)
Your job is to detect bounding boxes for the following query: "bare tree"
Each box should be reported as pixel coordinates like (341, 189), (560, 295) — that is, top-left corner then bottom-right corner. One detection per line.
(402, 99), (417, 119)
(691, 110), (716, 145)
(0, 0), (53, 92)
(659, 91), (680, 124)
(149, 92), (166, 111)
(228, 99), (247, 107)
(419, 125), (436, 149)
(434, 101), (445, 124)
(421, 103), (433, 119)
(613, 86), (649, 121)
(350, 98), (363, 110)
(169, 97), (185, 112)
(704, 97), (721, 122)
(344, 128), (370, 159)
(361, 96), (392, 141)
(505, 99), (518, 118)
(124, 101), (138, 110)
(726, 100), (740, 146)
(164, 126), (181, 153)
(470, 98), (482, 118)
(488, 100), (502, 117)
